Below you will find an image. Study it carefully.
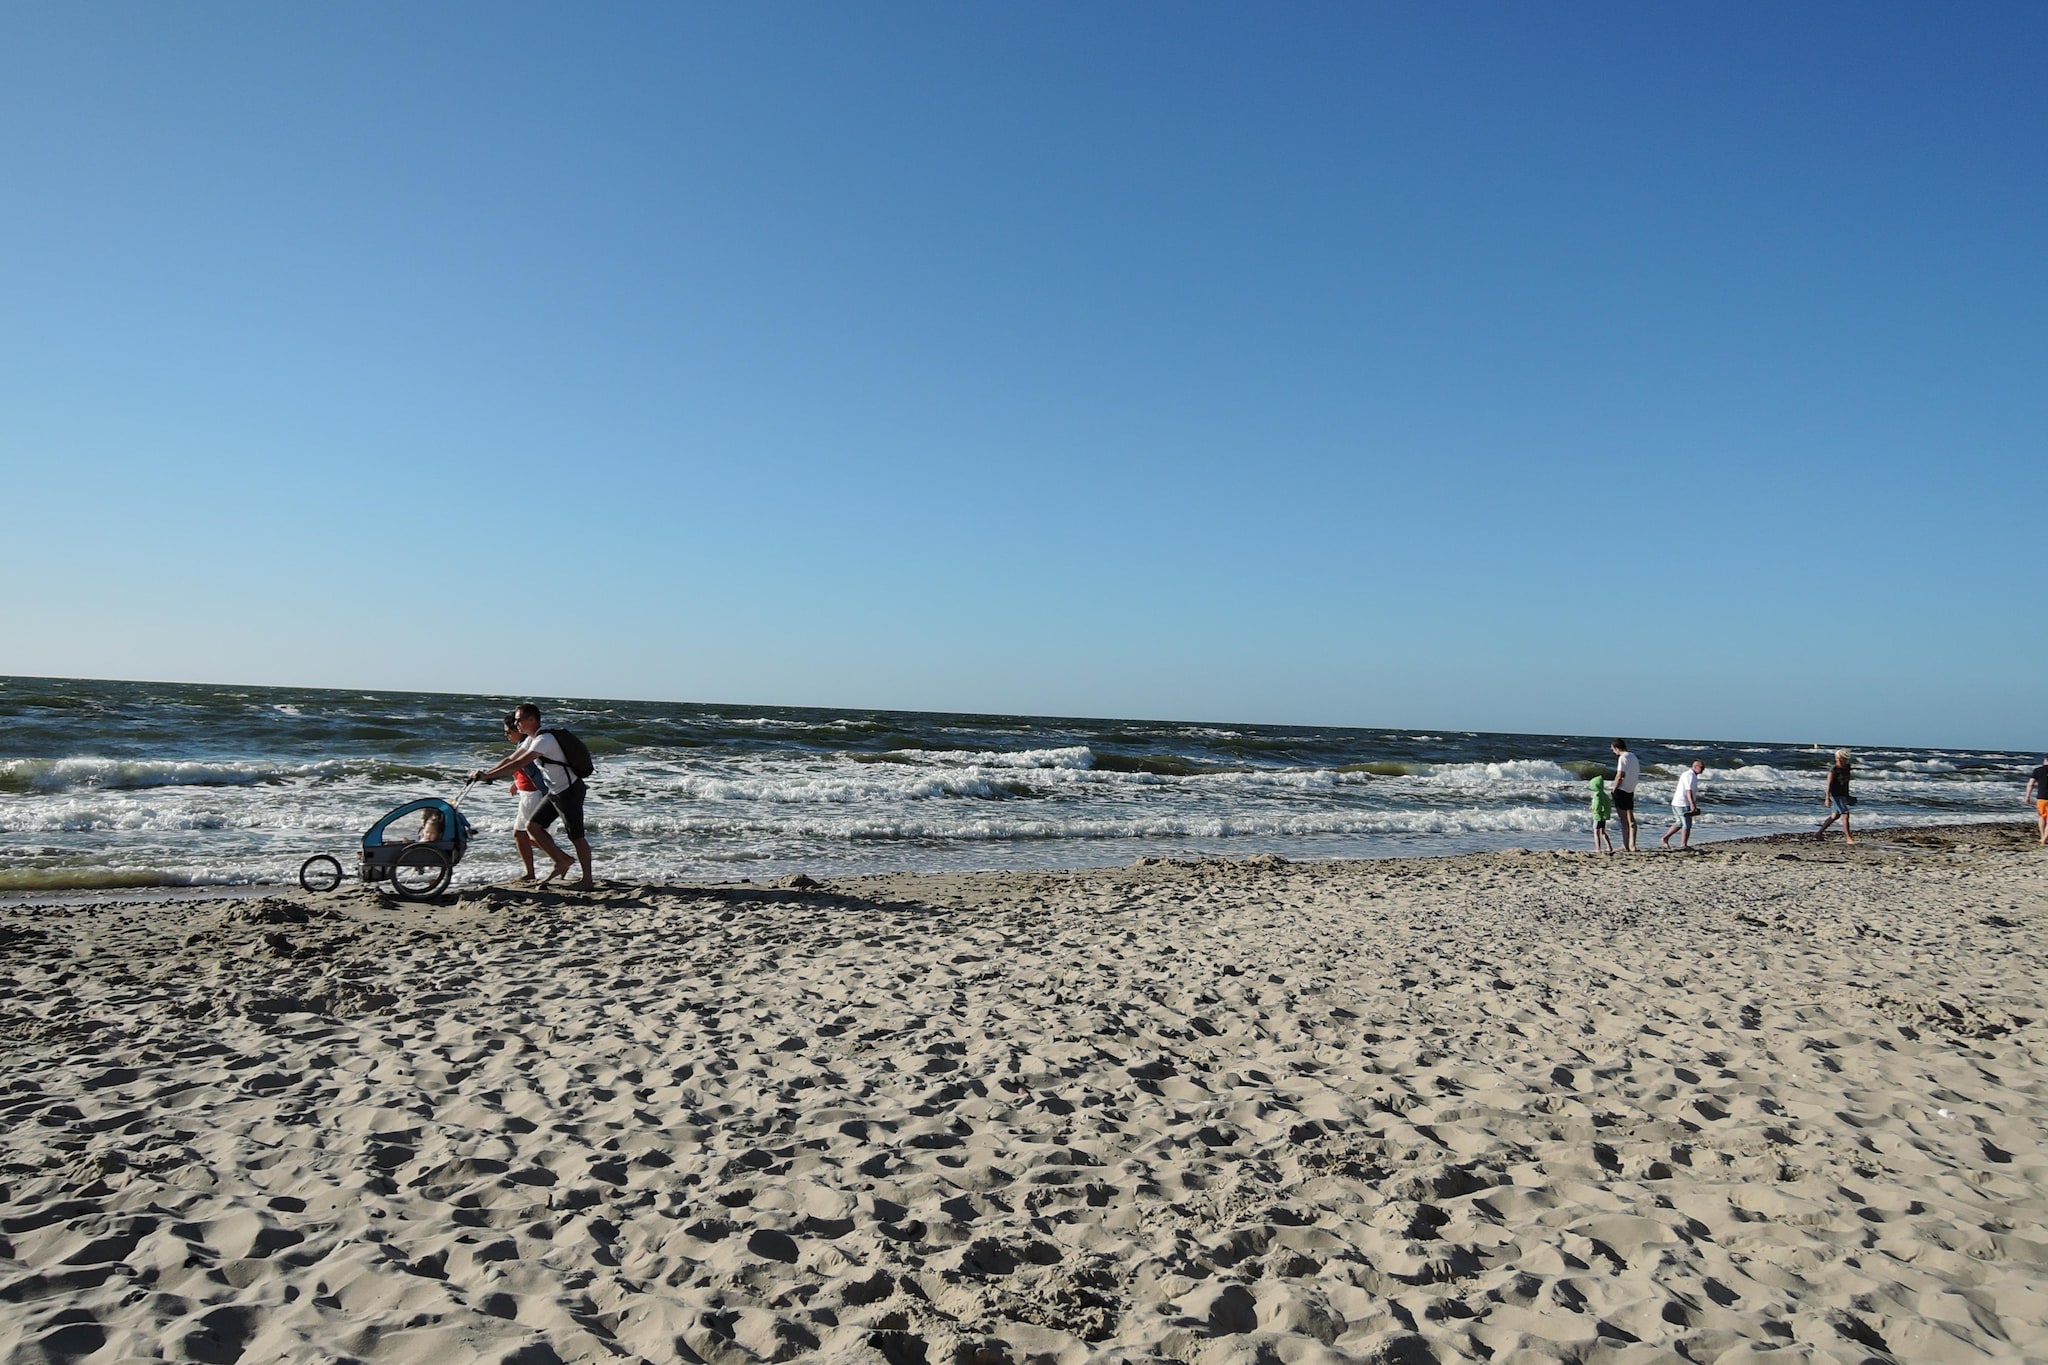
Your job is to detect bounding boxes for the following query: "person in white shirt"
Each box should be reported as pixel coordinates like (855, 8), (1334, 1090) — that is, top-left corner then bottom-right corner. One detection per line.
(1610, 739), (1642, 851)
(472, 703), (593, 888)
(1662, 760), (1705, 851)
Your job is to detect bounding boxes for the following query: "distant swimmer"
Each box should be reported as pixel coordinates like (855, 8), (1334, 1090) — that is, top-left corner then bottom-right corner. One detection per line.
(2028, 756), (2048, 845)
(1662, 760), (1704, 851)
(1609, 740), (1641, 851)
(1817, 749), (1856, 845)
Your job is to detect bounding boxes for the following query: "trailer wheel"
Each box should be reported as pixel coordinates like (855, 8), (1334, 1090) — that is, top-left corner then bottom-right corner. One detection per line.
(298, 855), (343, 893)
(390, 845), (451, 900)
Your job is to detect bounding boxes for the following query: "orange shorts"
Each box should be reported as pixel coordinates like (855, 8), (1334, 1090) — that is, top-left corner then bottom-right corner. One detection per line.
(2037, 799), (2048, 819)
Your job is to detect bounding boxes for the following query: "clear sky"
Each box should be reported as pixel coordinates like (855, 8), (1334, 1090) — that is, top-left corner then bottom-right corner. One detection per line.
(4, 4), (2043, 748)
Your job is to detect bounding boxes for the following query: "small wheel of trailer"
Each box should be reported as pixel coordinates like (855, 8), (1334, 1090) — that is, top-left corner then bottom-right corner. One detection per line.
(298, 855), (343, 893)
(389, 845), (452, 900)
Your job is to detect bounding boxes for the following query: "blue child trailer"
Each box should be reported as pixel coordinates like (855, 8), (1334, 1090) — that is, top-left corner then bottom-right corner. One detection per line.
(298, 794), (474, 900)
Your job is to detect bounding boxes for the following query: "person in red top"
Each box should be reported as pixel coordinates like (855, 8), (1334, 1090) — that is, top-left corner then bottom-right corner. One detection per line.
(502, 713), (547, 880)
(2028, 756), (2048, 846)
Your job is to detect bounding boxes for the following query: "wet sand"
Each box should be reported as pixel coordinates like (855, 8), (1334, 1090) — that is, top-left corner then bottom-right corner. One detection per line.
(3, 823), (2045, 1363)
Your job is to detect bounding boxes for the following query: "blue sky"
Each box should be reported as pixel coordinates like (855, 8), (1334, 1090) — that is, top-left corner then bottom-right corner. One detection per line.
(4, 4), (2043, 748)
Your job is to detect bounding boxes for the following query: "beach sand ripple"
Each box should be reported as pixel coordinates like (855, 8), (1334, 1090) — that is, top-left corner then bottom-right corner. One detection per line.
(3, 824), (2045, 1363)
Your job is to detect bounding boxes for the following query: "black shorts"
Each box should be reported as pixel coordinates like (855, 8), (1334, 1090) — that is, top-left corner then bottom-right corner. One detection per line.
(530, 780), (588, 842)
(1612, 788), (1636, 813)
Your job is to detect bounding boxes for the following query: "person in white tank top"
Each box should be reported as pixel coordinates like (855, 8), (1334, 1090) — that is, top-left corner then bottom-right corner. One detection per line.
(1609, 740), (1642, 851)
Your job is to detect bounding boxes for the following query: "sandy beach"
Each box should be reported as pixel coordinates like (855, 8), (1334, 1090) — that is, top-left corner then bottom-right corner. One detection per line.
(4, 823), (2045, 1364)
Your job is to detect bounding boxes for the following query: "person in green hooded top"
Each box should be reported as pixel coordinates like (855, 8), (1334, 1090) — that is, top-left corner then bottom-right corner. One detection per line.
(1589, 774), (1615, 854)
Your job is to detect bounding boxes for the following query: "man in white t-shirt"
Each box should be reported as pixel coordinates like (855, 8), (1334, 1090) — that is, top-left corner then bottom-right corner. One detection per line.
(473, 703), (593, 888)
(1610, 739), (1642, 851)
(1662, 760), (1705, 851)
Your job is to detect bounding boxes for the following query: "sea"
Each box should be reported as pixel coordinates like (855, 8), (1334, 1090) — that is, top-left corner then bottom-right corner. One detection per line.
(0, 675), (2031, 893)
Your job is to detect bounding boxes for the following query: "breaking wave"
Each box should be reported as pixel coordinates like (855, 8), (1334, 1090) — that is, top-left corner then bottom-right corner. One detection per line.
(3, 673), (2035, 888)
(0, 757), (350, 794)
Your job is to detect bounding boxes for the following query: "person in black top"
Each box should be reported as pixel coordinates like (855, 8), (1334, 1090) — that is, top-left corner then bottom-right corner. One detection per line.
(1817, 749), (1855, 844)
(2027, 756), (2048, 845)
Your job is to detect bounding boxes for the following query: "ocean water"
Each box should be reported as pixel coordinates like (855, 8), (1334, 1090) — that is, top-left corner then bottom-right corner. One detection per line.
(0, 675), (2032, 891)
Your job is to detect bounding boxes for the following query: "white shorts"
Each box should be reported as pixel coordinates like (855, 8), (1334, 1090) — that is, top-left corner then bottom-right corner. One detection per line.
(513, 788), (550, 833)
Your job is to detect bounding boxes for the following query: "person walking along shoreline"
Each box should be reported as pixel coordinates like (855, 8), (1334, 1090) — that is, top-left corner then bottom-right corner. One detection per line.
(1610, 740), (1641, 851)
(473, 704), (595, 889)
(2027, 756), (2048, 845)
(1590, 774), (1614, 853)
(501, 712), (547, 880)
(1662, 759), (1705, 851)
(1818, 749), (1856, 845)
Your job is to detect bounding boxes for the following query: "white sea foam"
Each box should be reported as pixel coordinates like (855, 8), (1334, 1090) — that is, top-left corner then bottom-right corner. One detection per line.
(4, 683), (2027, 887)
(887, 746), (1096, 770)
(1697, 765), (1798, 784)
(0, 806), (230, 834)
(1202, 768), (1347, 791)
(616, 756), (1374, 801)
(1417, 759), (1582, 786)
(0, 757), (348, 793)
(0, 794), (358, 835)
(595, 803), (1644, 842)
(665, 768), (1050, 804)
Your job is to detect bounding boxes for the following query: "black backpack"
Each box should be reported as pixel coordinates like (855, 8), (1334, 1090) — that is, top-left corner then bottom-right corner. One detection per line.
(546, 728), (596, 780)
